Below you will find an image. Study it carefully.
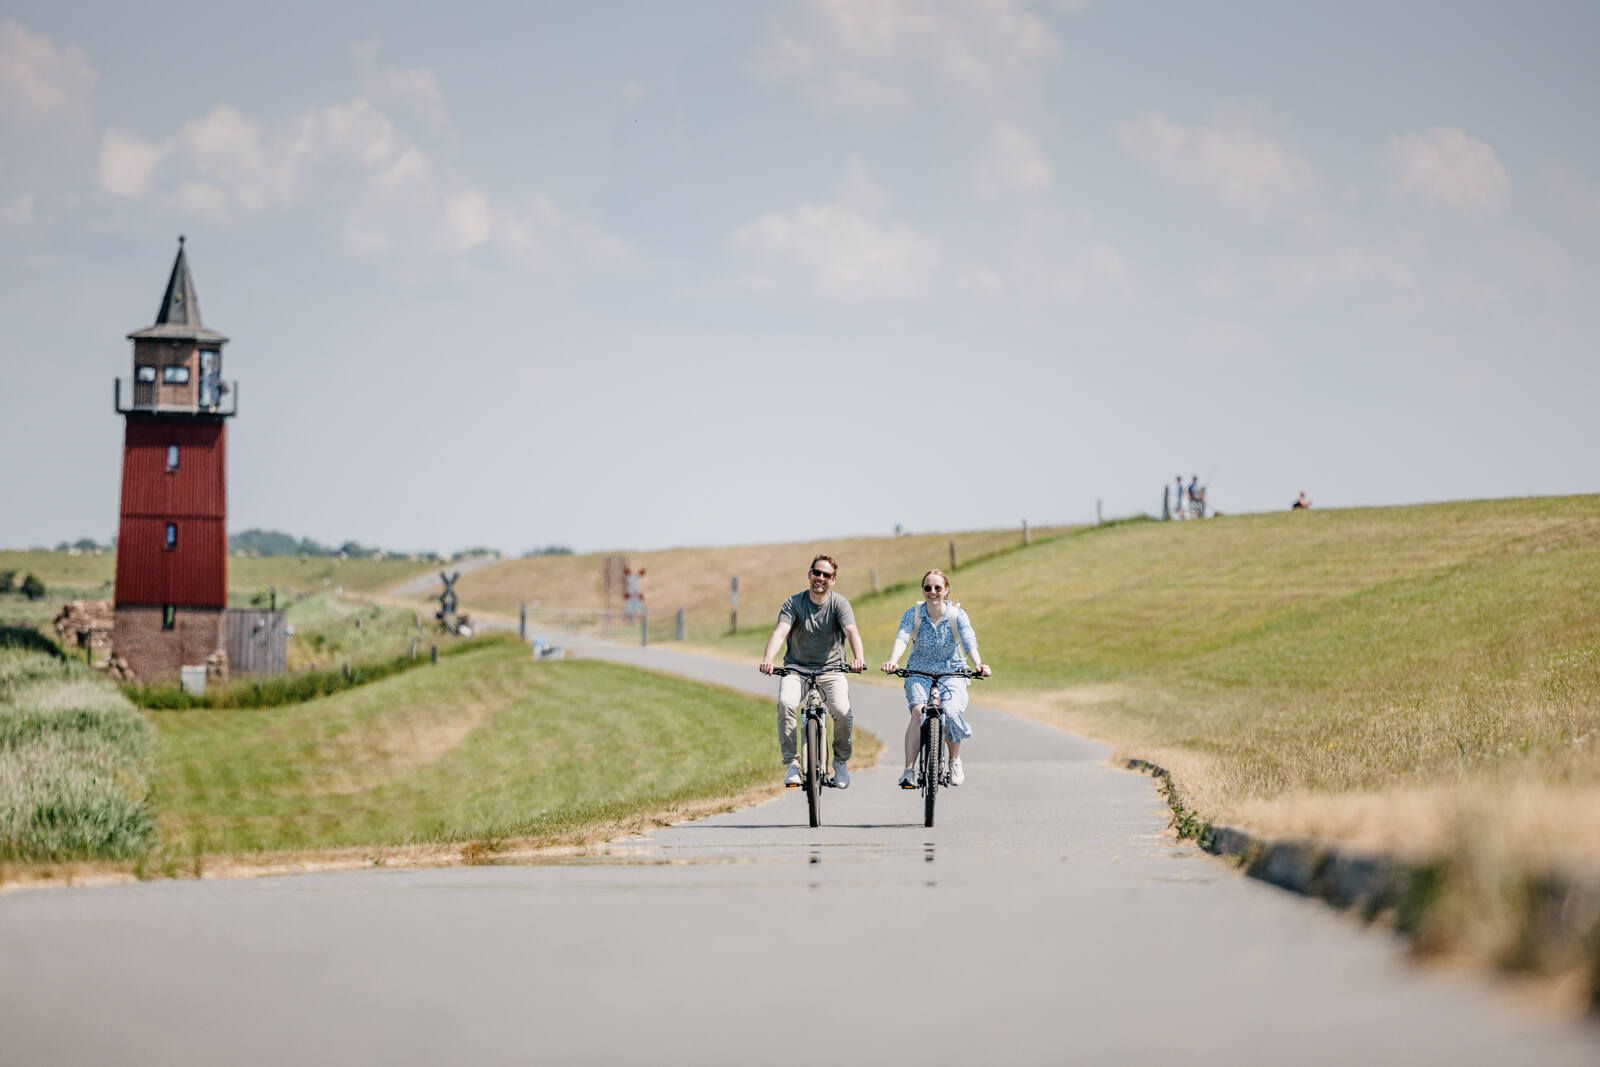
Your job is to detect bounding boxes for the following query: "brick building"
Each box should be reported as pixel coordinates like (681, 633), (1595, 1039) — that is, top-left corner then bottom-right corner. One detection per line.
(111, 238), (235, 682)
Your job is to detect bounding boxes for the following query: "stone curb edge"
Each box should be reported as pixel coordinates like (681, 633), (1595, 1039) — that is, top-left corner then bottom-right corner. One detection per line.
(1124, 757), (1600, 1008)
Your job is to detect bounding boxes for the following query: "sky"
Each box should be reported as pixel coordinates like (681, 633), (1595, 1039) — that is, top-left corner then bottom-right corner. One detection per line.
(1, 2), (1596, 554)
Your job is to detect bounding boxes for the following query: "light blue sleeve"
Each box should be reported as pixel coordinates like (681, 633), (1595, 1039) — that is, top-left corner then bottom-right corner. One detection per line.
(896, 605), (916, 644)
(956, 609), (979, 661)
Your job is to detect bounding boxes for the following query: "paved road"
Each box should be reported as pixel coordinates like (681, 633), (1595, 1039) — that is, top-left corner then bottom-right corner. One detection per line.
(2, 643), (1597, 1066)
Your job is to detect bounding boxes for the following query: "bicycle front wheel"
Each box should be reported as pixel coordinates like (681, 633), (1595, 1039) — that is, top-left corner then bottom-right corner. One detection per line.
(804, 715), (823, 828)
(922, 713), (942, 828)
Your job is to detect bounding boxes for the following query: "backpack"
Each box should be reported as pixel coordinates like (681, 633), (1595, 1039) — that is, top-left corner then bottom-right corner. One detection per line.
(910, 601), (967, 663)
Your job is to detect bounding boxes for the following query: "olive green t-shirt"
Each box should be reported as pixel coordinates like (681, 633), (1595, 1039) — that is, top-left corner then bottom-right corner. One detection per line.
(778, 590), (855, 670)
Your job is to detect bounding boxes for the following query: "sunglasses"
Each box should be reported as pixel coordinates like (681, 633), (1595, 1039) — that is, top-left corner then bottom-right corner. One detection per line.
(810, 568), (836, 579)
(923, 584), (945, 593)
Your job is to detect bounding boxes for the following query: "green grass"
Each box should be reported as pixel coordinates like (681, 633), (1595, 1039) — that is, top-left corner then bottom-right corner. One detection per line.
(0, 549), (434, 601)
(0, 630), (156, 863)
(148, 643), (788, 856)
(280, 593), (427, 671)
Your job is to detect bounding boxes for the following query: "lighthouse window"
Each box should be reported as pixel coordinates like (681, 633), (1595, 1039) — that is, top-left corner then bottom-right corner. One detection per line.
(162, 605), (176, 630)
(165, 523), (177, 549)
(136, 365), (157, 383)
(162, 366), (191, 384)
(166, 445), (179, 471)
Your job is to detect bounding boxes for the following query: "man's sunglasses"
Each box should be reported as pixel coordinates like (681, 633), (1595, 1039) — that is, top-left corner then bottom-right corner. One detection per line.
(809, 568), (836, 579)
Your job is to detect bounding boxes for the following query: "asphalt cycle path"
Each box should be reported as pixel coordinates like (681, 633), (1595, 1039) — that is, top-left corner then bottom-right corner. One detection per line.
(2, 641), (1597, 1066)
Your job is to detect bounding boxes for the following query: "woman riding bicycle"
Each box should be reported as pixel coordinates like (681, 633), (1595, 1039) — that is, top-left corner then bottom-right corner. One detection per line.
(879, 569), (992, 788)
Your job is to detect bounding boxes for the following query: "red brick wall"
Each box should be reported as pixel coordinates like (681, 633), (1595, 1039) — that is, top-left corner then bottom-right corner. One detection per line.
(113, 605), (223, 682)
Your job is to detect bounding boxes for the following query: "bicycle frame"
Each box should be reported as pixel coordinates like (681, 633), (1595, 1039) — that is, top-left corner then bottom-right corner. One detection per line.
(772, 666), (855, 828)
(895, 668), (981, 827)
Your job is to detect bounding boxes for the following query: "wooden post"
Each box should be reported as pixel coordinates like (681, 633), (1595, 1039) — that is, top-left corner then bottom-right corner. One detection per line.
(519, 602), (527, 642)
(675, 607), (686, 641)
(640, 605), (649, 647)
(1096, 499), (1103, 526)
(948, 540), (957, 571)
(1022, 519), (1030, 546)
(730, 576), (739, 634)
(430, 645), (438, 665)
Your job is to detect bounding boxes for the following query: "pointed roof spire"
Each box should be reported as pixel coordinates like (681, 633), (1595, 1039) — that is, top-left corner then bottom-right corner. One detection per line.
(128, 236), (228, 344)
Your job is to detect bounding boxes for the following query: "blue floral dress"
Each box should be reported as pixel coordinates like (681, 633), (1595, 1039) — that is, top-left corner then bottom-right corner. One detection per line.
(896, 602), (978, 741)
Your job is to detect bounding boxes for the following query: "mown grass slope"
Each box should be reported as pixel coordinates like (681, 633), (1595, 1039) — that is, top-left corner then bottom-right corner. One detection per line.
(449, 524), (1073, 639)
(149, 642), (814, 856)
(832, 497), (1600, 864)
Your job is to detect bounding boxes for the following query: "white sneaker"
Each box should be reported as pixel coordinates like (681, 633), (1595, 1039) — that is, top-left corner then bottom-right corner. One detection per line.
(784, 761), (802, 787)
(832, 759), (850, 789)
(949, 757), (965, 787)
(898, 766), (918, 789)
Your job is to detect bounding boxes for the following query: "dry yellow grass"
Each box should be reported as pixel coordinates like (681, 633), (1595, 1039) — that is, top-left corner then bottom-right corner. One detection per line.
(443, 525), (1072, 640)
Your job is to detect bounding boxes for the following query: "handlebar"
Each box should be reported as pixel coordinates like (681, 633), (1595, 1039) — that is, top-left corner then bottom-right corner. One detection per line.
(770, 666), (865, 677)
(893, 668), (985, 681)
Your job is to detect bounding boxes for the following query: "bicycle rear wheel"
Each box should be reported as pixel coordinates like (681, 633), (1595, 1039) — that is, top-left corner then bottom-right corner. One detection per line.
(804, 714), (823, 828)
(922, 713), (941, 828)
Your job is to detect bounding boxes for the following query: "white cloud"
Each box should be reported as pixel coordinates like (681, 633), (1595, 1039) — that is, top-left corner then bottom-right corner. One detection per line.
(1387, 127), (1509, 215)
(0, 192), (39, 228)
(978, 123), (1052, 198)
(98, 129), (168, 197)
(730, 160), (940, 301)
(622, 81), (645, 105)
(1115, 111), (1319, 213)
(443, 189), (493, 251)
(751, 1), (1062, 118)
(0, 18), (96, 124)
(1053, 241), (1128, 304)
(1276, 245), (1417, 294)
(353, 42), (450, 133)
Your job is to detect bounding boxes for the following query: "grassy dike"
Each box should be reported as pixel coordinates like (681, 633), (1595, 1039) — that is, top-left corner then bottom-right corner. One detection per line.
(3, 636), (879, 883)
(695, 496), (1600, 982)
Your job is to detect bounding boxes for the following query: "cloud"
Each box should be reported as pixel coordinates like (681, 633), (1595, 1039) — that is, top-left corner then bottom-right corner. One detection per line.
(353, 42), (450, 133)
(1115, 111), (1319, 213)
(99, 129), (168, 198)
(1387, 127), (1509, 215)
(1053, 241), (1128, 304)
(730, 159), (941, 300)
(0, 18), (96, 124)
(978, 123), (1053, 198)
(442, 189), (492, 251)
(0, 192), (40, 228)
(750, 1), (1062, 118)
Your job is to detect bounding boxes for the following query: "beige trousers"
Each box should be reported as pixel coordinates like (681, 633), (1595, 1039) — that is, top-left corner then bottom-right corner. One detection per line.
(776, 673), (853, 765)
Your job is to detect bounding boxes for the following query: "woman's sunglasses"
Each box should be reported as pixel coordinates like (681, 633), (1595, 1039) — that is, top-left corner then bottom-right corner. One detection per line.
(923, 584), (945, 593)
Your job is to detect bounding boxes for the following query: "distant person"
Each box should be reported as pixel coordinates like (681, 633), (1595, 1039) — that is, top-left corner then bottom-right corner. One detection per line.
(1292, 491), (1311, 510)
(1188, 475), (1205, 519)
(1174, 475), (1186, 520)
(759, 554), (866, 788)
(880, 569), (991, 788)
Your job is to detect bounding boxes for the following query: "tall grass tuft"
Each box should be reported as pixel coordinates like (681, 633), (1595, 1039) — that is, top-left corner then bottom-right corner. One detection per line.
(0, 644), (155, 862)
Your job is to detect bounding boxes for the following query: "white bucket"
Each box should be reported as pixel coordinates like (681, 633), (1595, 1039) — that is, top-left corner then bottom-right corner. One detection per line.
(180, 665), (207, 696)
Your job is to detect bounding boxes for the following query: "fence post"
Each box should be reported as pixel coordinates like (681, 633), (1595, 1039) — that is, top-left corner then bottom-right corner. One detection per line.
(519, 602), (527, 642)
(430, 645), (438, 665)
(675, 607), (686, 642)
(730, 575), (739, 634)
(948, 540), (957, 571)
(640, 604), (649, 647)
(1097, 499), (1103, 526)
(1022, 519), (1030, 546)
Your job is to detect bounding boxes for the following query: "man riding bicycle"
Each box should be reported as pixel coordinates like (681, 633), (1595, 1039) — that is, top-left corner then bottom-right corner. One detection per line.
(759, 554), (867, 789)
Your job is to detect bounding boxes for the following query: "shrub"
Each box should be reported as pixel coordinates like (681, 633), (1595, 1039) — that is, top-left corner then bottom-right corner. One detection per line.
(0, 570), (14, 594)
(0, 626), (61, 659)
(19, 574), (45, 601)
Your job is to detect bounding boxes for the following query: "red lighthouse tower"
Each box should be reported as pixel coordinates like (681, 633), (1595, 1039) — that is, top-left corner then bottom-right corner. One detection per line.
(111, 238), (234, 682)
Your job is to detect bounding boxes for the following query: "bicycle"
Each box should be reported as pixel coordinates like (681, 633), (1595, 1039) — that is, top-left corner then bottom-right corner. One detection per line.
(771, 666), (859, 828)
(893, 668), (983, 828)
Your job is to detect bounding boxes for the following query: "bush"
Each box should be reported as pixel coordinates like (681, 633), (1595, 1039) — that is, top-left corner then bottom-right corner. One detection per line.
(0, 570), (14, 594)
(125, 634), (515, 710)
(0, 626), (62, 659)
(19, 574), (45, 601)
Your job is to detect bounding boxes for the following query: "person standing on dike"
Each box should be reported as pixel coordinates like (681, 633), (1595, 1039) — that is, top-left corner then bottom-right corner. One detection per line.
(759, 554), (867, 788)
(879, 569), (991, 788)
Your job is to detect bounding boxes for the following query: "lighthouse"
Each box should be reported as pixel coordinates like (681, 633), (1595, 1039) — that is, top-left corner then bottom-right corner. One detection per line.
(110, 238), (234, 682)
